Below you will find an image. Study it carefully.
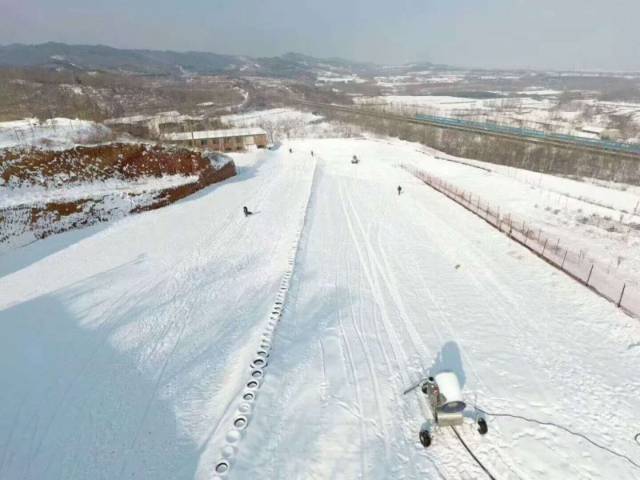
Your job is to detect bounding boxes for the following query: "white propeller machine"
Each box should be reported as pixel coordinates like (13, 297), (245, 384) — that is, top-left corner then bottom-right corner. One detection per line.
(418, 371), (488, 447)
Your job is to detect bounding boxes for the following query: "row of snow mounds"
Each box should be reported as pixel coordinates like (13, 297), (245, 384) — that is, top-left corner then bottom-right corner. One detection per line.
(211, 158), (318, 478)
(406, 166), (640, 319)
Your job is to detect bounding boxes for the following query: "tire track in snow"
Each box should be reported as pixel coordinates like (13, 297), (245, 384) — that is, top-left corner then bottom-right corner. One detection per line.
(377, 181), (524, 478)
(400, 190), (558, 477)
(342, 251), (398, 475)
(336, 179), (444, 479)
(336, 299), (370, 475)
(339, 175), (500, 479)
(391, 173), (554, 478)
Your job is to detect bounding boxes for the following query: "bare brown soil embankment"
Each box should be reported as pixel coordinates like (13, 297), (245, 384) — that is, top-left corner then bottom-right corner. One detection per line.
(0, 143), (236, 249)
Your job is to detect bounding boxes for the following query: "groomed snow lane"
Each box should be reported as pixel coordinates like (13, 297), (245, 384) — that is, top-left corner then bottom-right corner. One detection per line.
(233, 139), (640, 480)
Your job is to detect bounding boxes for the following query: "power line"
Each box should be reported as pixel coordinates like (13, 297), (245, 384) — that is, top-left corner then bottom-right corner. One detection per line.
(476, 407), (640, 471)
(450, 426), (497, 480)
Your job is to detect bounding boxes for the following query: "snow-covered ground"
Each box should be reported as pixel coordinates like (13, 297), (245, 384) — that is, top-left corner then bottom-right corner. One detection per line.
(220, 108), (322, 128)
(373, 73), (466, 88)
(316, 74), (367, 84)
(220, 108), (350, 141)
(393, 140), (640, 286)
(356, 95), (510, 109)
(0, 144), (230, 252)
(0, 118), (113, 149)
(1, 175), (198, 209)
(1, 139), (639, 479)
(354, 95), (640, 140)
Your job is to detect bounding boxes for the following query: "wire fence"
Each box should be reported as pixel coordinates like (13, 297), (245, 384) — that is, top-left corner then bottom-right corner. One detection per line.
(406, 166), (640, 318)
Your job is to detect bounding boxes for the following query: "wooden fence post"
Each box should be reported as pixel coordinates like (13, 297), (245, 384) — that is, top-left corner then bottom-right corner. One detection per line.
(586, 264), (594, 286)
(561, 249), (568, 268)
(617, 284), (626, 307)
(542, 238), (548, 255)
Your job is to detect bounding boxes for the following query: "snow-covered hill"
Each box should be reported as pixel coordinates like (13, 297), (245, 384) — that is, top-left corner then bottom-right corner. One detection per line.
(0, 117), (113, 150)
(1, 143), (236, 251)
(1, 139), (639, 479)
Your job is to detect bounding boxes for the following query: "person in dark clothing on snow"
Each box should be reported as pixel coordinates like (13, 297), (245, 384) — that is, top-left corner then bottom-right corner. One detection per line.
(243, 206), (253, 217)
(397, 185), (403, 195)
(311, 150), (314, 157)
(289, 148), (293, 154)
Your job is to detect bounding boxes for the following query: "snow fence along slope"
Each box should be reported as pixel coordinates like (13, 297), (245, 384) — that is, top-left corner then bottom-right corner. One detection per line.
(210, 154), (317, 478)
(401, 140), (640, 288)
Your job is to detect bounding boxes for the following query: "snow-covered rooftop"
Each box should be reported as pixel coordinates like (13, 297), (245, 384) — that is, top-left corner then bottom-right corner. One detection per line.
(581, 125), (606, 134)
(162, 127), (267, 141)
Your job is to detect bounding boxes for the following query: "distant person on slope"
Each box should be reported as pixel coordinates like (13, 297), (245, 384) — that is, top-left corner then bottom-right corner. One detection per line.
(243, 206), (253, 217)
(311, 150), (314, 157)
(289, 148), (293, 154)
(397, 185), (403, 195)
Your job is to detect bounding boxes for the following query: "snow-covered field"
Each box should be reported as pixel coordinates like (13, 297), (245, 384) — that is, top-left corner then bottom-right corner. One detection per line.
(0, 118), (113, 149)
(394, 141), (640, 286)
(373, 73), (466, 88)
(1, 138), (639, 479)
(220, 108), (352, 140)
(355, 95), (640, 141)
(316, 73), (367, 84)
(220, 108), (322, 127)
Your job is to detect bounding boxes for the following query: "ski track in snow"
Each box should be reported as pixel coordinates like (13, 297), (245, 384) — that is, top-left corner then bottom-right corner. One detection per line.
(1, 138), (639, 480)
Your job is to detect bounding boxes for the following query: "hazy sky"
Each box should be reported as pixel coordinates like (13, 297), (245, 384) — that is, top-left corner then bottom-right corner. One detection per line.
(1, 0), (639, 70)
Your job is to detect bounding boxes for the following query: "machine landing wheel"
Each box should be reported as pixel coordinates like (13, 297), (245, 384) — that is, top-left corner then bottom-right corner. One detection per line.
(419, 428), (432, 447)
(477, 417), (488, 435)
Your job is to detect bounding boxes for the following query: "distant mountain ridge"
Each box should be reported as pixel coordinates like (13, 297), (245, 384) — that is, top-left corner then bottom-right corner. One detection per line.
(0, 42), (390, 78)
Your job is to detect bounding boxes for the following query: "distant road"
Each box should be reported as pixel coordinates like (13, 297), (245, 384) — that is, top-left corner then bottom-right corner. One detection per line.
(295, 100), (640, 159)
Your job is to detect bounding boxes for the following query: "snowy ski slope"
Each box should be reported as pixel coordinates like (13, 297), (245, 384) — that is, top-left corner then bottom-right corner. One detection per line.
(1, 139), (639, 479)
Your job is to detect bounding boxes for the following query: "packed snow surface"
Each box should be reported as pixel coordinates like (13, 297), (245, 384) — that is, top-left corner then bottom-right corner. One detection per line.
(1, 139), (639, 479)
(400, 141), (640, 285)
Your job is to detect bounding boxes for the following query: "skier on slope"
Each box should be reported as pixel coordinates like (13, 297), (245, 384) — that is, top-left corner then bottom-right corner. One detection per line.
(397, 185), (403, 195)
(243, 206), (253, 217)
